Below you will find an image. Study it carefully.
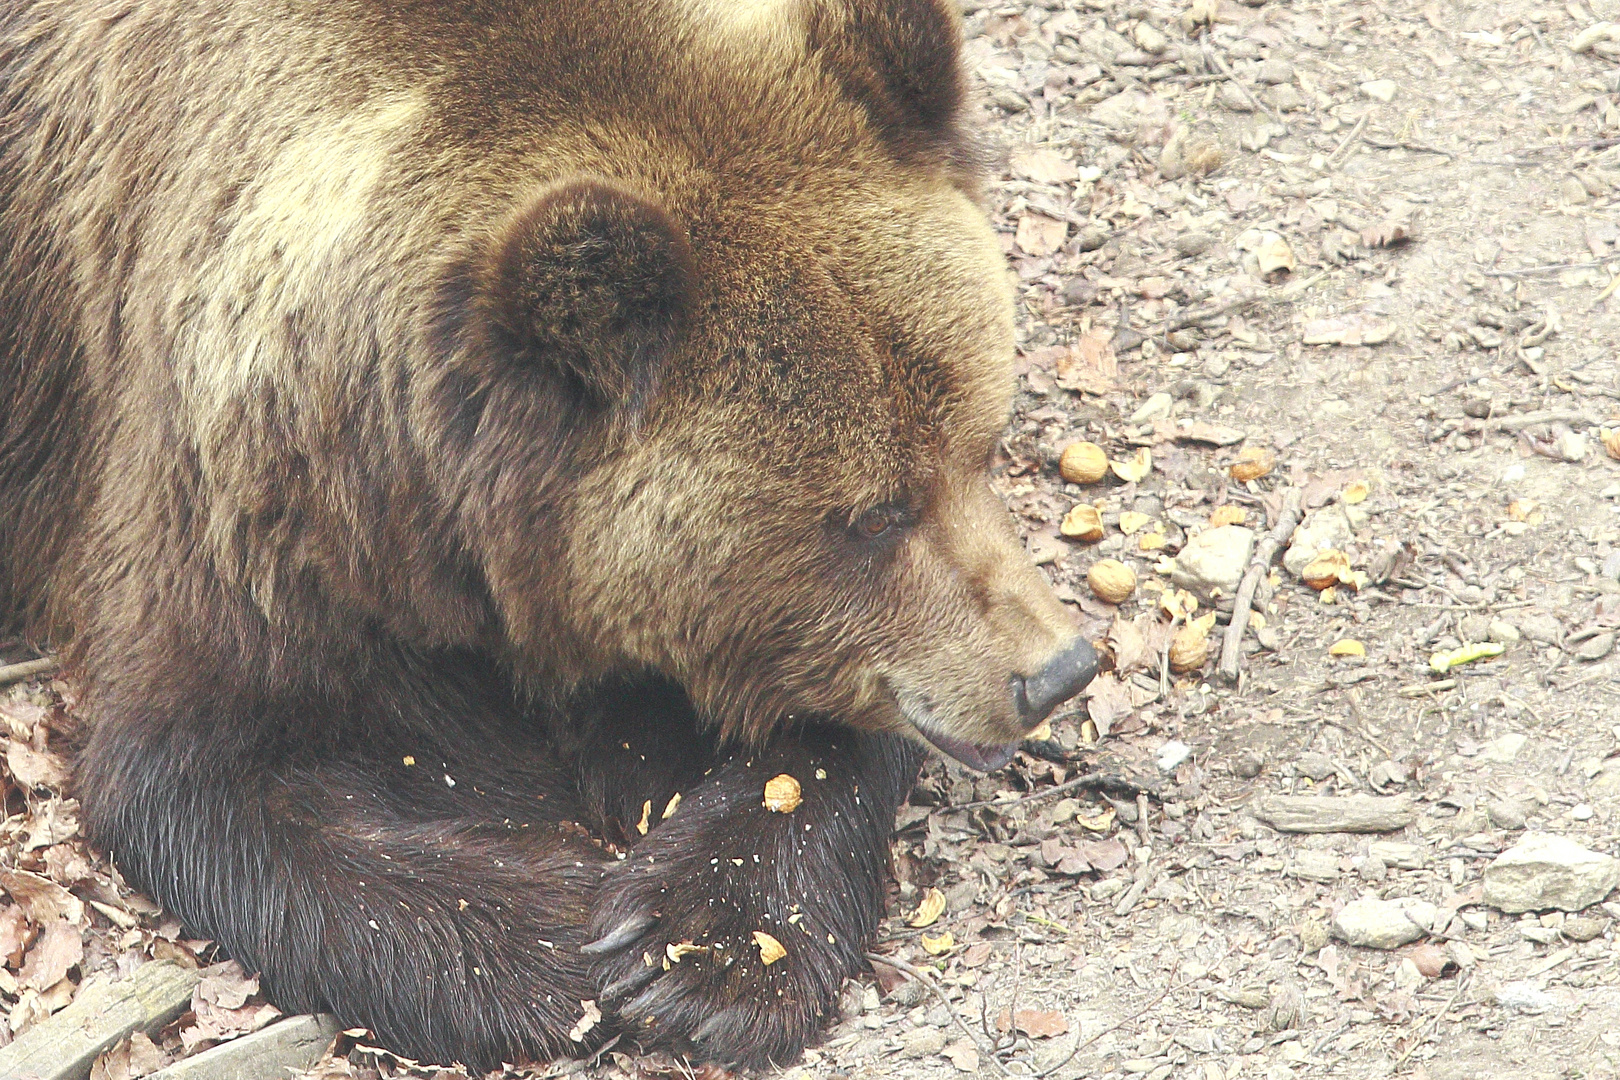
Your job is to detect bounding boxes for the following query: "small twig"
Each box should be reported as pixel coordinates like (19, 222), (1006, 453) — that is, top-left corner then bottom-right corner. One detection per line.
(867, 953), (1017, 1078)
(952, 769), (1156, 812)
(1393, 977), (1469, 1069)
(1327, 113), (1369, 167)
(1483, 258), (1608, 278)
(1219, 488), (1303, 683)
(1487, 408), (1606, 431)
(0, 657), (59, 688)
(1362, 134), (1454, 157)
(1201, 42), (1286, 128)
(1029, 961), (1185, 1079)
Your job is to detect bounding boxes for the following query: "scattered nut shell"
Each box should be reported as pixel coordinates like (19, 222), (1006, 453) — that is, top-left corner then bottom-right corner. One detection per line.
(752, 931), (786, 965)
(1088, 559), (1137, 604)
(1110, 447), (1152, 484)
(1209, 505), (1247, 527)
(920, 931), (955, 955)
(1328, 639), (1366, 657)
(909, 886), (947, 928)
(1602, 427), (1620, 460)
(763, 774), (802, 813)
(1229, 446), (1275, 482)
(1060, 503), (1104, 542)
(1168, 625), (1209, 673)
(1342, 480), (1370, 504)
(1059, 441), (1109, 483)
(1138, 531), (1167, 551)
(1300, 549), (1365, 591)
(1118, 511), (1153, 535)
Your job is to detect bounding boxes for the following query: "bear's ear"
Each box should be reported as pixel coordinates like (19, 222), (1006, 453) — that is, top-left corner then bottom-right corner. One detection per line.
(481, 179), (695, 408)
(807, 0), (972, 168)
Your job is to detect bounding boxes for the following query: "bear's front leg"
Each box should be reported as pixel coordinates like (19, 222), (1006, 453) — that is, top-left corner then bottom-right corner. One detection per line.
(584, 726), (923, 1069)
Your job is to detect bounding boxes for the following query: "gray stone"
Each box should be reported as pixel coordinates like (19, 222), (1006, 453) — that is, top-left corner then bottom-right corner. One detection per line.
(1576, 632), (1616, 662)
(1283, 506), (1353, 576)
(1256, 58), (1295, 84)
(1487, 799), (1530, 831)
(1483, 833), (1620, 913)
(1333, 896), (1437, 949)
(1291, 850), (1340, 883)
(1171, 525), (1255, 599)
(1489, 619), (1522, 644)
(901, 1026), (947, 1058)
(1517, 612), (1564, 646)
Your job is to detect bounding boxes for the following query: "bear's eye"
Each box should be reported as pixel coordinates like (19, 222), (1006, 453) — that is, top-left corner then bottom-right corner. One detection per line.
(852, 504), (909, 540)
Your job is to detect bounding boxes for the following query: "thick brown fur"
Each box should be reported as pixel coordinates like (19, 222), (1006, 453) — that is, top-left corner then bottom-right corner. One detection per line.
(0, 0), (1095, 1069)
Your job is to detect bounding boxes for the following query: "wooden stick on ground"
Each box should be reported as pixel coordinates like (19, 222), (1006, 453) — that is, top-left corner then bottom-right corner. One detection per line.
(1218, 488), (1303, 684)
(0, 655), (59, 688)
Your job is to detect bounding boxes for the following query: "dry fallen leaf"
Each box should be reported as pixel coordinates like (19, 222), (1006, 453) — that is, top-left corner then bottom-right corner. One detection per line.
(0, 867), (85, 926)
(997, 1008), (1070, 1038)
(5, 741), (69, 791)
(19, 918), (81, 991)
(763, 774), (802, 813)
(1009, 147), (1081, 184)
(1054, 329), (1119, 394)
(1083, 673), (1131, 737)
(752, 930), (786, 966)
(909, 886), (946, 928)
(1015, 213), (1067, 257)
(0, 904), (32, 967)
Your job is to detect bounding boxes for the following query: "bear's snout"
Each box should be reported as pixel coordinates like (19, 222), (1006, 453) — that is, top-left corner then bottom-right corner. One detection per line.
(1013, 635), (1100, 727)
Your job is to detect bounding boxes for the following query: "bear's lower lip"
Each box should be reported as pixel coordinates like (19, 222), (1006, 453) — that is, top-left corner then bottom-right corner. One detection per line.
(914, 730), (1020, 772)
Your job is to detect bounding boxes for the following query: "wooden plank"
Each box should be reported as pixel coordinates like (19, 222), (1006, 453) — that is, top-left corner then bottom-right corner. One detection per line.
(0, 960), (199, 1080)
(147, 1015), (342, 1080)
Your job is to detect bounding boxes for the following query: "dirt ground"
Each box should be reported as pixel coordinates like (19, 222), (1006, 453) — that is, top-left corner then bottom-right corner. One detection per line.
(6, 0), (1620, 1078)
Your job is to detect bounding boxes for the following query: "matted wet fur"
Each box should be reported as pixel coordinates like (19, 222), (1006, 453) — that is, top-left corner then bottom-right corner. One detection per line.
(0, 0), (1096, 1069)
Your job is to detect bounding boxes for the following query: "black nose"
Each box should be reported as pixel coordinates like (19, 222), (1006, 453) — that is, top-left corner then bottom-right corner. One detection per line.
(1015, 637), (1101, 726)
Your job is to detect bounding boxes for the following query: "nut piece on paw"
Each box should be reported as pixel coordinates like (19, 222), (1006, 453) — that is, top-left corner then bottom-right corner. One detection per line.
(762, 773), (801, 812)
(752, 930), (786, 965)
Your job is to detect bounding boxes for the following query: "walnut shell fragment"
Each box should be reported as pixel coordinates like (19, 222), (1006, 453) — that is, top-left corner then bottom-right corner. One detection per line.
(752, 931), (786, 966)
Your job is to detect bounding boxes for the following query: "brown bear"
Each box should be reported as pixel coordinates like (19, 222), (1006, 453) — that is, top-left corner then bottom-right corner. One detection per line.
(0, 0), (1099, 1069)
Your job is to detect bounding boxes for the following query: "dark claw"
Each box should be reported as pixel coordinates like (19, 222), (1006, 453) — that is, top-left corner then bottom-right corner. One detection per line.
(601, 963), (663, 1002)
(581, 912), (655, 955)
(692, 1010), (731, 1046)
(625, 979), (678, 1020)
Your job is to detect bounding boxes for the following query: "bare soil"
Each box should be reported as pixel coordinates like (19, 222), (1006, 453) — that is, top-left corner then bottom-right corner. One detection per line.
(6, 0), (1620, 1078)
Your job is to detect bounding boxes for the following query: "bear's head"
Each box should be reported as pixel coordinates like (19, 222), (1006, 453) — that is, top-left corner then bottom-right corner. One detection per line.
(433, 0), (1098, 769)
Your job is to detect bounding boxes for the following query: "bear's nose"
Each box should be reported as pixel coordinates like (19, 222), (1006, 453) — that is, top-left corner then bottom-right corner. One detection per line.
(1014, 637), (1101, 727)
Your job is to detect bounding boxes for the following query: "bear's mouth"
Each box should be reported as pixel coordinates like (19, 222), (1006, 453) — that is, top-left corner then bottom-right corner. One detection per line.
(914, 729), (1021, 772)
(887, 683), (1021, 772)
